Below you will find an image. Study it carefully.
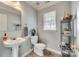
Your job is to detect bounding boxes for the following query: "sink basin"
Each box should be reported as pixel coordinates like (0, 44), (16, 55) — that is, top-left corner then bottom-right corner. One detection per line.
(2, 37), (26, 57)
(3, 37), (25, 47)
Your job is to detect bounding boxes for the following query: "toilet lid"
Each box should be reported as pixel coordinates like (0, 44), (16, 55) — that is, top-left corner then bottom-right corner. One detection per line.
(35, 43), (46, 48)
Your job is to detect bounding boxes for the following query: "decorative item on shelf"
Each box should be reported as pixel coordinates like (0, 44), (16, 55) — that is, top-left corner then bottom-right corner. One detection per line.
(3, 33), (8, 41)
(60, 42), (72, 51)
(65, 43), (71, 50)
(63, 12), (73, 21)
(62, 42), (65, 46)
(63, 14), (73, 20)
(64, 28), (71, 35)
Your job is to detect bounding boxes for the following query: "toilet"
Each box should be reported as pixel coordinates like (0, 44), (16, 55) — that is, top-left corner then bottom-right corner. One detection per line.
(31, 36), (46, 56)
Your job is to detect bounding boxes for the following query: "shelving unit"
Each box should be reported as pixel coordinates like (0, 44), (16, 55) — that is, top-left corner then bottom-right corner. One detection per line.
(60, 18), (75, 57)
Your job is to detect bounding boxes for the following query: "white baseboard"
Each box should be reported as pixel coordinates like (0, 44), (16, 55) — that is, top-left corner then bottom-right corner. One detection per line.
(46, 47), (61, 55)
(21, 49), (33, 57)
(21, 48), (61, 57)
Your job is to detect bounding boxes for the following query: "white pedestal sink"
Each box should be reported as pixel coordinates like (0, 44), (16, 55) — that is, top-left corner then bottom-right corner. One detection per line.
(3, 37), (25, 57)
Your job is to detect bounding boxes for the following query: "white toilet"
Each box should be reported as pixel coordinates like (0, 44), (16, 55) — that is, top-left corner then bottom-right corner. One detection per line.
(31, 36), (46, 56)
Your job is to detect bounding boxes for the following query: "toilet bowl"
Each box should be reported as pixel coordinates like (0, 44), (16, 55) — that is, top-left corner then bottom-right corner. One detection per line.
(34, 43), (46, 56)
(31, 36), (46, 56)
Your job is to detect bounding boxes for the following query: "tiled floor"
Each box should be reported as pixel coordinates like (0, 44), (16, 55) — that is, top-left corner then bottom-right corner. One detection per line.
(26, 49), (61, 57)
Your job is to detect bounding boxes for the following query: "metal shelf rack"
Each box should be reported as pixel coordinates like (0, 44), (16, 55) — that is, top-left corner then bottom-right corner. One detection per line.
(60, 19), (75, 57)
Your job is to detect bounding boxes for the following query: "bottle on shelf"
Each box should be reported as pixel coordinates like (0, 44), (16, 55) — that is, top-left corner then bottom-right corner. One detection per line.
(64, 27), (71, 35)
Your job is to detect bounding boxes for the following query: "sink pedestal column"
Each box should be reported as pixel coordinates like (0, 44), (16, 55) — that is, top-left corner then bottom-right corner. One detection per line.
(12, 45), (19, 57)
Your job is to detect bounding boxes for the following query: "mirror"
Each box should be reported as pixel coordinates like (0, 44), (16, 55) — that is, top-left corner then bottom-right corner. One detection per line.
(0, 2), (21, 38)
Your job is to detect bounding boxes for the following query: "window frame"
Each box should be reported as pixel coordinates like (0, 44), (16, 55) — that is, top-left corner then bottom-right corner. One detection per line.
(43, 10), (56, 30)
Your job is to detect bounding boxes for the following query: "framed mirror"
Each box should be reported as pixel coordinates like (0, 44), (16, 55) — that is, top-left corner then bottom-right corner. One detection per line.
(0, 2), (21, 38)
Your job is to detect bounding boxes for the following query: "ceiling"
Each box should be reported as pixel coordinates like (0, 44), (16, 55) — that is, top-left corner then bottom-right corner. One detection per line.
(26, 1), (61, 10)
(0, 1), (21, 11)
(1, 1), (19, 7)
(1, 1), (61, 11)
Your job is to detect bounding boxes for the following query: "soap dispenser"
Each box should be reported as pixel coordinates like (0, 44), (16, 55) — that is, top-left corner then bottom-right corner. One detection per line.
(3, 33), (8, 41)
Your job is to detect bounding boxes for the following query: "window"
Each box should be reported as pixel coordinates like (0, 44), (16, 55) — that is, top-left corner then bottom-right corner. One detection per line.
(43, 11), (56, 30)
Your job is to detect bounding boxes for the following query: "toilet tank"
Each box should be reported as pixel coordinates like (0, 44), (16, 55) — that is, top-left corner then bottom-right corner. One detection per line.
(31, 36), (38, 45)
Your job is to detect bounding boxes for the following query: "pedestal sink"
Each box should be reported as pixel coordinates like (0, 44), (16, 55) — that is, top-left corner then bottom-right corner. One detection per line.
(2, 37), (25, 57)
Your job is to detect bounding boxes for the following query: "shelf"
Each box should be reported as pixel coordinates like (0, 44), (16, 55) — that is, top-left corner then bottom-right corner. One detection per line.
(62, 50), (73, 55)
(60, 18), (74, 57)
(61, 46), (71, 50)
(61, 20), (71, 23)
(62, 53), (70, 57)
(61, 33), (72, 37)
(62, 50), (70, 53)
(62, 50), (73, 57)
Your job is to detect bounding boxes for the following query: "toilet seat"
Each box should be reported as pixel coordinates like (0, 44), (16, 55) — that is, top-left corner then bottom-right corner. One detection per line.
(35, 43), (46, 48)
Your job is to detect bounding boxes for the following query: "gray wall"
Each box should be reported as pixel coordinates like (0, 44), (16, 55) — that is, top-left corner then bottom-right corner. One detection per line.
(20, 2), (37, 32)
(19, 2), (37, 56)
(0, 2), (37, 57)
(37, 1), (71, 52)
